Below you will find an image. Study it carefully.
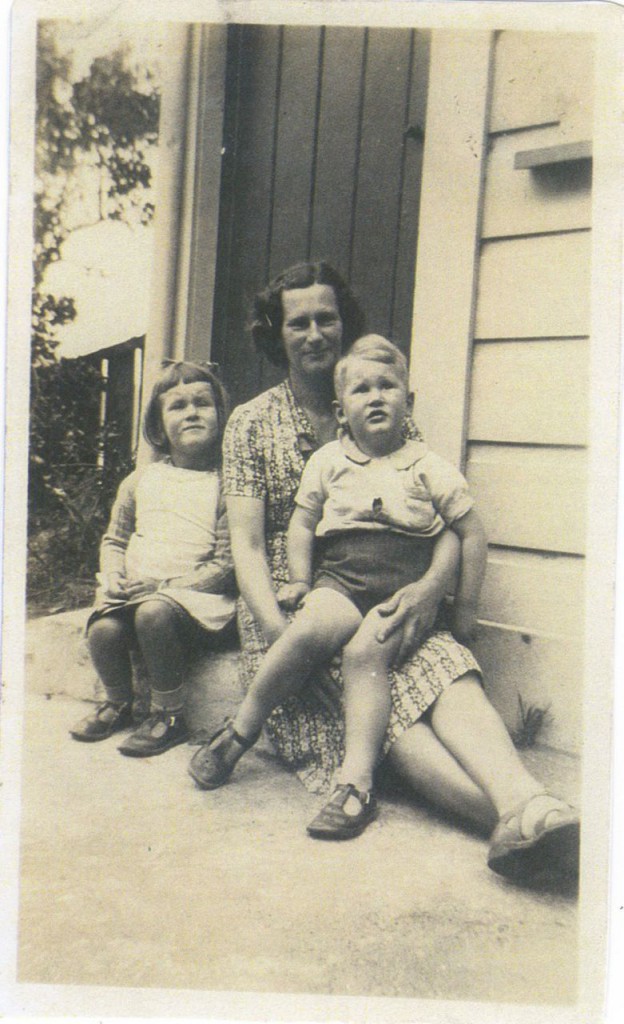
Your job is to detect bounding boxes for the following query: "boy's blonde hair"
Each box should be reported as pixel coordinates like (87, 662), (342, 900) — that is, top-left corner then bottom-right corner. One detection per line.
(334, 334), (409, 402)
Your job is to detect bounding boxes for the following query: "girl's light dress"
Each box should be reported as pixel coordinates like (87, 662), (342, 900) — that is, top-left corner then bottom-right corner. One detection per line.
(223, 380), (481, 795)
(89, 460), (236, 632)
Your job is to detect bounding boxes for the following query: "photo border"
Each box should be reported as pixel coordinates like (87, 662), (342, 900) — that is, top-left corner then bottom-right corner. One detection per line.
(2, 2), (623, 1021)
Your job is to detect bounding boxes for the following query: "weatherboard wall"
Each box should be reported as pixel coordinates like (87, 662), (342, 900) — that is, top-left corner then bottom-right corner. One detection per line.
(414, 30), (593, 752)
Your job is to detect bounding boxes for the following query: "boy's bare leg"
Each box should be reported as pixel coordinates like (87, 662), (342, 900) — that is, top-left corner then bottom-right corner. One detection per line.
(338, 607), (403, 793)
(232, 588), (362, 741)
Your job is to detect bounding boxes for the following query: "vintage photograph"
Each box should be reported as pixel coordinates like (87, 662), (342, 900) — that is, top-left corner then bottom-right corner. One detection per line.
(1, 1), (623, 1021)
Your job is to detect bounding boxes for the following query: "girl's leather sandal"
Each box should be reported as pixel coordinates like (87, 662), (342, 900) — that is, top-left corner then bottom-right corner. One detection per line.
(69, 700), (133, 742)
(188, 717), (260, 789)
(487, 792), (580, 882)
(307, 783), (378, 840)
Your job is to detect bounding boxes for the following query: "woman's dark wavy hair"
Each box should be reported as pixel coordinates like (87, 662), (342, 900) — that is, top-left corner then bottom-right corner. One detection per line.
(142, 361), (230, 466)
(248, 261), (367, 367)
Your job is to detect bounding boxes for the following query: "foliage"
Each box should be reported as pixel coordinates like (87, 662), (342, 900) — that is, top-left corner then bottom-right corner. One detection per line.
(27, 360), (134, 615)
(28, 24), (160, 614)
(511, 694), (552, 749)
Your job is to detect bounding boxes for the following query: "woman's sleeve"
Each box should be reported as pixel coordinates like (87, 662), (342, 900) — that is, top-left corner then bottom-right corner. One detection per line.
(294, 448), (327, 517)
(404, 416), (425, 442)
(99, 471), (138, 575)
(222, 405), (268, 500)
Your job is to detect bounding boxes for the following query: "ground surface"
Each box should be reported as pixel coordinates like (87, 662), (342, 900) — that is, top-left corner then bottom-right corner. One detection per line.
(17, 612), (581, 1006)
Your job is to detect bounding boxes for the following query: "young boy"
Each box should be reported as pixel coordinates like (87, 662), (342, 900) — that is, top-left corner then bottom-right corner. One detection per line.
(189, 336), (487, 837)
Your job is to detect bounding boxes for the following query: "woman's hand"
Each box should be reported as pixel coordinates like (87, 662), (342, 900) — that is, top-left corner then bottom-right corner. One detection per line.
(277, 581), (311, 611)
(122, 577), (160, 600)
(375, 579), (442, 666)
(227, 494), (291, 647)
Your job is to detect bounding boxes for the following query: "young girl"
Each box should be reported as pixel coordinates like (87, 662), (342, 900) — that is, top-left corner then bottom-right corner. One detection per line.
(70, 361), (237, 757)
(190, 337), (486, 827)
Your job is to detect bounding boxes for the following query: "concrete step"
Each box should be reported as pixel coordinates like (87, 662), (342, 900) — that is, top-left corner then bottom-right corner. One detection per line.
(24, 609), (580, 801)
(25, 608), (245, 739)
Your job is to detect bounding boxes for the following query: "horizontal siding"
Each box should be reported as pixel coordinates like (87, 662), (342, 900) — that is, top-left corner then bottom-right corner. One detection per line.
(469, 338), (589, 445)
(480, 548), (585, 638)
(482, 125), (592, 239)
(465, 29), (593, 756)
(466, 444), (587, 554)
(475, 232), (591, 339)
(474, 624), (583, 753)
(489, 31), (594, 135)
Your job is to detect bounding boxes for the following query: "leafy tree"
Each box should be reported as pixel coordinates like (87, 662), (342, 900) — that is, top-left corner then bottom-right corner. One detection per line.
(28, 23), (160, 613)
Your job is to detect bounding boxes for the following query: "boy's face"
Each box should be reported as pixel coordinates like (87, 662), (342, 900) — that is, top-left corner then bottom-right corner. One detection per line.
(335, 357), (412, 456)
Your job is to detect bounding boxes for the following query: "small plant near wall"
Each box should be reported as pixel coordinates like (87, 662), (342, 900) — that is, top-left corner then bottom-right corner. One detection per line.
(511, 693), (552, 749)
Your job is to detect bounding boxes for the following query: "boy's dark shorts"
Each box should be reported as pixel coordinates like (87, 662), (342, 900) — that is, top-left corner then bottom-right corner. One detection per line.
(313, 529), (440, 617)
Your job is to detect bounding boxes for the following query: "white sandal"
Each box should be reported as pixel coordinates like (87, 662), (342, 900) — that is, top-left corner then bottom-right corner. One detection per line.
(487, 793), (580, 883)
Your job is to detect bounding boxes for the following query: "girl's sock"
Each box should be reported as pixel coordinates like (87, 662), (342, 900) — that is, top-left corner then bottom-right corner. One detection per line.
(151, 684), (185, 715)
(102, 685), (133, 705)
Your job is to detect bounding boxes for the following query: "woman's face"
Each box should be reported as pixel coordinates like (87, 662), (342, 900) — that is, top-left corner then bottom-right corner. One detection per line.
(280, 284), (343, 378)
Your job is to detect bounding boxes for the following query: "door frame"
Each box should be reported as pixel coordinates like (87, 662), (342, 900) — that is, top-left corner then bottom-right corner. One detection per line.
(410, 31), (494, 470)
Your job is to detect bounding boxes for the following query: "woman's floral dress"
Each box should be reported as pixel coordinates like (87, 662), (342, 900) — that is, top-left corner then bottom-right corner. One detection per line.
(223, 380), (480, 794)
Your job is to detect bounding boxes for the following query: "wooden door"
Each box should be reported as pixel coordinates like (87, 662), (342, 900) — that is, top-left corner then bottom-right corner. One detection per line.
(211, 24), (430, 407)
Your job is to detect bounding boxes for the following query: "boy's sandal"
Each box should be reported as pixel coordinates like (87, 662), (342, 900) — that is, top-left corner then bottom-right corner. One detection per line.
(487, 792), (580, 882)
(188, 717), (260, 790)
(307, 783), (378, 840)
(69, 700), (133, 742)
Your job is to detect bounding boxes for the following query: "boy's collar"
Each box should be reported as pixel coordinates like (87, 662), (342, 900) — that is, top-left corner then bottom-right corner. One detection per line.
(339, 434), (428, 468)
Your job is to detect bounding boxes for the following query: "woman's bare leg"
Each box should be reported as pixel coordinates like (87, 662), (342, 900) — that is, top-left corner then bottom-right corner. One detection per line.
(428, 674), (580, 881)
(429, 673), (544, 817)
(387, 717), (497, 834)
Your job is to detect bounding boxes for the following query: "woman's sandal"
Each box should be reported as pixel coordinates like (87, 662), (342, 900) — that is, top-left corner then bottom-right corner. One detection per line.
(188, 718), (260, 790)
(307, 783), (378, 840)
(487, 792), (580, 882)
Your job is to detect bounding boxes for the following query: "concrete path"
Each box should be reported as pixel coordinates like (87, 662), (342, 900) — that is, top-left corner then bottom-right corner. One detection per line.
(17, 612), (580, 1005)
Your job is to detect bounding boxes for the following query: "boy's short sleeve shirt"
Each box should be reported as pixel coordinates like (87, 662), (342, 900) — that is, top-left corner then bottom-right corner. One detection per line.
(295, 437), (473, 538)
